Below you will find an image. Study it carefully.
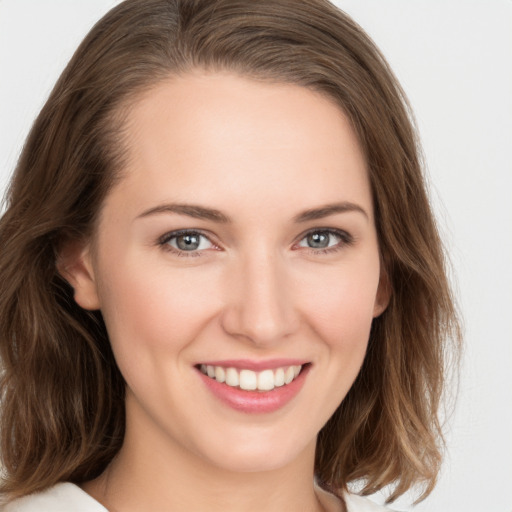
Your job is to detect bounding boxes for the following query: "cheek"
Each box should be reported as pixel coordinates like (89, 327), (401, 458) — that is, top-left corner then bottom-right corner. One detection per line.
(296, 259), (381, 349)
(307, 286), (374, 392)
(95, 254), (222, 362)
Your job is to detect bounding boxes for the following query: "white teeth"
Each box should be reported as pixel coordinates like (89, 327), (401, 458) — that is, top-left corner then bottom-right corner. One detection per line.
(284, 366), (295, 384)
(225, 367), (239, 387)
(258, 369), (275, 391)
(214, 366), (225, 383)
(274, 368), (285, 387)
(239, 370), (257, 390)
(199, 364), (304, 391)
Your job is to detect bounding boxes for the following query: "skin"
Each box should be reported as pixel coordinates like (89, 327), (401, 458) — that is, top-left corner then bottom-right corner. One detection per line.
(63, 71), (389, 512)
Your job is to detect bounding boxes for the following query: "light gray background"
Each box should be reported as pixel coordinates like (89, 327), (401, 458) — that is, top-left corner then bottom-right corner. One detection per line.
(1, 1), (511, 511)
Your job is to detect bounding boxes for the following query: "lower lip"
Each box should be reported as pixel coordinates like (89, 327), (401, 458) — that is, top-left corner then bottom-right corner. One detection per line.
(197, 365), (311, 414)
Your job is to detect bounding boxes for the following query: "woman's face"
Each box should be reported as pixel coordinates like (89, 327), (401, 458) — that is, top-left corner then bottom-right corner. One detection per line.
(71, 72), (388, 474)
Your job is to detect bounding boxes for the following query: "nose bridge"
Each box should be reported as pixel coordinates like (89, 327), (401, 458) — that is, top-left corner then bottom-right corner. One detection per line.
(221, 246), (298, 345)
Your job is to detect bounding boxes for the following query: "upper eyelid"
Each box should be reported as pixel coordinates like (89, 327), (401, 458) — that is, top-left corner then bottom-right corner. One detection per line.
(295, 227), (352, 242)
(159, 229), (216, 244)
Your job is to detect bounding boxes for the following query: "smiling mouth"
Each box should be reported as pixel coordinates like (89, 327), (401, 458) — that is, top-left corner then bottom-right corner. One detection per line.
(196, 363), (309, 392)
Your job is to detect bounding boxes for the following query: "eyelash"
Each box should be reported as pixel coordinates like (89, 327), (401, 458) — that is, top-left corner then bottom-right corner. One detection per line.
(158, 228), (354, 257)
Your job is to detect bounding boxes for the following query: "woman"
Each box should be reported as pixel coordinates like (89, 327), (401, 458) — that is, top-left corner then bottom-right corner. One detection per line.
(0, 0), (460, 510)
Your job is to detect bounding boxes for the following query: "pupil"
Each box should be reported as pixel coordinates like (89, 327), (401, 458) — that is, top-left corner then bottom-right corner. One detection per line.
(308, 232), (329, 248)
(177, 234), (200, 250)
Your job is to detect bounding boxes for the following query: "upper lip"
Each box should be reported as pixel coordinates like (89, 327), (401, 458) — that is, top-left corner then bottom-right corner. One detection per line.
(196, 359), (310, 371)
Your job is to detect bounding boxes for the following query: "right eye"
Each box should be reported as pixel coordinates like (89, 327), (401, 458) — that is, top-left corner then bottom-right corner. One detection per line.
(160, 230), (214, 254)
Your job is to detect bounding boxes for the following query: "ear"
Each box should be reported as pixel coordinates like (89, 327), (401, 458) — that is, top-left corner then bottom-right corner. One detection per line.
(373, 268), (391, 318)
(56, 239), (101, 311)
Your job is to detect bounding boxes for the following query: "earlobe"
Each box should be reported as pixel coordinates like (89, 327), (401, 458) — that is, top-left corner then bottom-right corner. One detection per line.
(373, 270), (391, 318)
(56, 240), (101, 311)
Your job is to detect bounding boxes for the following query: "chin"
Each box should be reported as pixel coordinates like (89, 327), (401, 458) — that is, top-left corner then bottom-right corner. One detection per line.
(205, 451), (300, 474)
(192, 427), (315, 475)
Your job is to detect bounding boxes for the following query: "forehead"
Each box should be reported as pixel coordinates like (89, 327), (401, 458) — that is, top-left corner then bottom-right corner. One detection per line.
(105, 71), (372, 220)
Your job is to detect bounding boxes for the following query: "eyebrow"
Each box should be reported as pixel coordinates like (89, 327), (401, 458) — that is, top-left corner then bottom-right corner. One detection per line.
(137, 203), (230, 223)
(136, 201), (368, 223)
(293, 202), (369, 223)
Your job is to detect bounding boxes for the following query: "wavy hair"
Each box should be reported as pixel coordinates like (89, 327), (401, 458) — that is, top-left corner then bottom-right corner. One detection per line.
(0, 0), (460, 502)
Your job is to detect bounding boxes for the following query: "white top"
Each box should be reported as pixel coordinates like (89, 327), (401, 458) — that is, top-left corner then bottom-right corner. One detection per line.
(1, 482), (393, 511)
(1, 483), (108, 512)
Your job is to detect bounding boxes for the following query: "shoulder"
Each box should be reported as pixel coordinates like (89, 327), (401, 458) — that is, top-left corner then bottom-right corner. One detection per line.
(0, 483), (107, 512)
(344, 492), (397, 512)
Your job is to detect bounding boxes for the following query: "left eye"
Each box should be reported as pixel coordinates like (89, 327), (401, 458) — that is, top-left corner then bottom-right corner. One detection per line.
(164, 232), (213, 252)
(297, 230), (343, 249)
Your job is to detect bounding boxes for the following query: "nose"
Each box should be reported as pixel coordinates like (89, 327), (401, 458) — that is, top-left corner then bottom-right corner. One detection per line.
(220, 252), (300, 347)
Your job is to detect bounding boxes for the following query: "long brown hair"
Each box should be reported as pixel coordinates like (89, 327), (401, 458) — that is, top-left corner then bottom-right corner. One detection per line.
(0, 0), (461, 503)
